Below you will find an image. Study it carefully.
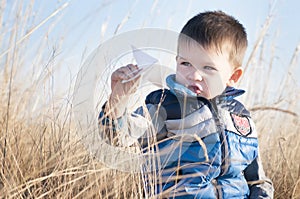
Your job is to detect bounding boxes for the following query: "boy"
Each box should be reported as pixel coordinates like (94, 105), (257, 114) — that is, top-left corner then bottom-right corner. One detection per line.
(99, 11), (274, 198)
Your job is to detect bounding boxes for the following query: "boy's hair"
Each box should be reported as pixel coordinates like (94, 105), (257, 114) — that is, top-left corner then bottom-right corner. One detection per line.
(178, 10), (248, 68)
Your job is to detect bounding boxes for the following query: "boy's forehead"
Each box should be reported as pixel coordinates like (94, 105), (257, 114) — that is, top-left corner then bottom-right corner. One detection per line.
(177, 40), (204, 56)
(178, 38), (202, 49)
(177, 39), (231, 60)
(178, 38), (225, 51)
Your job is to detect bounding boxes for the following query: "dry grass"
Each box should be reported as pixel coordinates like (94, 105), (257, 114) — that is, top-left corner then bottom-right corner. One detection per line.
(0, 1), (299, 199)
(241, 12), (300, 198)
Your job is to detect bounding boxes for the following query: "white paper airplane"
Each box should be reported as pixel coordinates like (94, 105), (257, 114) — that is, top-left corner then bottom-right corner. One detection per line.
(121, 45), (158, 83)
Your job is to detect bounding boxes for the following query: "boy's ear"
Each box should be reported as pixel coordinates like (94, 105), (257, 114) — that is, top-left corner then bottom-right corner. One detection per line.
(228, 67), (243, 86)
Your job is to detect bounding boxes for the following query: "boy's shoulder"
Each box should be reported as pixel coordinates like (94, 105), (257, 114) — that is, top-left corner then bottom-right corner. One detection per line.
(218, 87), (251, 117)
(220, 99), (251, 117)
(219, 99), (257, 137)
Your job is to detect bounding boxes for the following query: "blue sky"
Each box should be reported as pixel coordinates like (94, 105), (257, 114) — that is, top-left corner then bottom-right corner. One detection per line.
(3, 0), (300, 93)
(57, 0), (299, 63)
(15, 1), (296, 57)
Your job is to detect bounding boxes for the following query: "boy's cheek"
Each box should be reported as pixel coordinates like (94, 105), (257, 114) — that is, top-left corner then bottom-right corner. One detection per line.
(204, 75), (227, 99)
(175, 71), (187, 84)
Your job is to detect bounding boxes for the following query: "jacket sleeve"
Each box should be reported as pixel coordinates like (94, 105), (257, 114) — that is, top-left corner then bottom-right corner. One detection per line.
(244, 153), (274, 199)
(98, 102), (151, 147)
(98, 101), (167, 147)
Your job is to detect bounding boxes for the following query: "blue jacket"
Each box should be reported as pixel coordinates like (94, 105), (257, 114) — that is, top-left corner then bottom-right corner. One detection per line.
(140, 75), (273, 198)
(99, 75), (274, 198)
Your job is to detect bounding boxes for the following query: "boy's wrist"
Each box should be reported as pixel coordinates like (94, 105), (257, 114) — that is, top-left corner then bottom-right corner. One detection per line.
(108, 94), (130, 118)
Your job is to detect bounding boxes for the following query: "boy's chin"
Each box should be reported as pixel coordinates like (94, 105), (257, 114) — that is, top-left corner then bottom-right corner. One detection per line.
(196, 92), (222, 100)
(198, 95), (211, 100)
(195, 92), (210, 99)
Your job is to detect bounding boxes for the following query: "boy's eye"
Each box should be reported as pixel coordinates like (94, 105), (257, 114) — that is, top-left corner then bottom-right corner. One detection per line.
(181, 62), (192, 67)
(203, 65), (217, 71)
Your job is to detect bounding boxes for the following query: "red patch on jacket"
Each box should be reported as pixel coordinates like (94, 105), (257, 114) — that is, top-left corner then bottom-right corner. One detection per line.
(230, 113), (251, 136)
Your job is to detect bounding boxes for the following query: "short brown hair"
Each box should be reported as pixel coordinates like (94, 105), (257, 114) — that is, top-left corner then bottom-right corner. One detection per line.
(178, 10), (248, 68)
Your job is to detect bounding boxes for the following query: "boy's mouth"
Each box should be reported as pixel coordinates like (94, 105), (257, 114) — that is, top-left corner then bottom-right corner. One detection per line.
(188, 85), (203, 95)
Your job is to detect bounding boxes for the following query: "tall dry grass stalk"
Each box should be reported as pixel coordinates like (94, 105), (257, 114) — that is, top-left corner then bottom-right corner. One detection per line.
(0, 1), (299, 198)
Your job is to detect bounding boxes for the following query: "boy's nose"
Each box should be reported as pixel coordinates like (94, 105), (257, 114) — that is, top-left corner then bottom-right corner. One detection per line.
(188, 67), (203, 81)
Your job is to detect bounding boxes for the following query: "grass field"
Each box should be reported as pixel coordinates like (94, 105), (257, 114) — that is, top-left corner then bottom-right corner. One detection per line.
(0, 1), (299, 198)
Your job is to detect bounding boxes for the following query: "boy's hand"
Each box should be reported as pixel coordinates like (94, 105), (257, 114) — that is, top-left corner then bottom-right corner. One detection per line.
(108, 64), (141, 118)
(111, 64), (140, 91)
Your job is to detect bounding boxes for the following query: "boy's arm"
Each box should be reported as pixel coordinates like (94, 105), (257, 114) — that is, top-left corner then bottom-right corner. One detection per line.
(244, 154), (274, 199)
(108, 64), (141, 119)
(98, 64), (147, 146)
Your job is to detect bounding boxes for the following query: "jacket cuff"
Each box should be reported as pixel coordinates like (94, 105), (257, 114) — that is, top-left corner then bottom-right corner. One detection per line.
(99, 102), (124, 131)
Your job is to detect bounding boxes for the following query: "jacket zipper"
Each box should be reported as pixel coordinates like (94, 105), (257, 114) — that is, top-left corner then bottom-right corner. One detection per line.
(208, 98), (229, 177)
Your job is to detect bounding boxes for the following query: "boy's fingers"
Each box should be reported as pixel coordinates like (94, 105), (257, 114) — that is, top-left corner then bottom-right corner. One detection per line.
(123, 64), (139, 76)
(111, 64), (140, 90)
(115, 64), (139, 80)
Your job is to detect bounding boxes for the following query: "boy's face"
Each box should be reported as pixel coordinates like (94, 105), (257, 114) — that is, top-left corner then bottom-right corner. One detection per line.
(176, 41), (243, 99)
